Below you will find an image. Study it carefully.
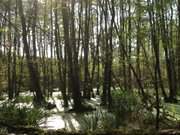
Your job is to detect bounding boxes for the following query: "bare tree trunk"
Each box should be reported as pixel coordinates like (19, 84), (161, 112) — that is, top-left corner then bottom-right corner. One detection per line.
(159, 0), (177, 102)
(83, 0), (91, 99)
(127, 0), (132, 91)
(7, 0), (13, 100)
(12, 0), (18, 97)
(101, 0), (113, 107)
(147, 0), (168, 100)
(177, 0), (180, 90)
(18, 0), (45, 105)
(62, 0), (82, 110)
(54, 0), (68, 107)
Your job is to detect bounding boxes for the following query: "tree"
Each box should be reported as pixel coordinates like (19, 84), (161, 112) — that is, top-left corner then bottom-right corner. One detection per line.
(83, 0), (91, 99)
(177, 0), (180, 90)
(18, 0), (45, 105)
(61, 0), (82, 110)
(54, 0), (68, 107)
(159, 0), (177, 102)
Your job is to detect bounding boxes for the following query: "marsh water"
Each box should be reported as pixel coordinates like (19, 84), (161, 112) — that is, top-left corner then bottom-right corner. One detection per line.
(1, 90), (180, 134)
(38, 91), (111, 131)
(29, 91), (107, 131)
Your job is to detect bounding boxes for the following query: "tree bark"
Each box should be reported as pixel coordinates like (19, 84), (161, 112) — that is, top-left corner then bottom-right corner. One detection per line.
(18, 0), (45, 105)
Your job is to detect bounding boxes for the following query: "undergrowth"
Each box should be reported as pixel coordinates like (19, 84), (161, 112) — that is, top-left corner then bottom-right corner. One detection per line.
(0, 102), (45, 126)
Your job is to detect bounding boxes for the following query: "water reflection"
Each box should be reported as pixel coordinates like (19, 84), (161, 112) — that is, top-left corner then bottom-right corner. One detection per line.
(39, 113), (82, 131)
(38, 91), (102, 131)
(39, 115), (65, 130)
(1, 90), (103, 131)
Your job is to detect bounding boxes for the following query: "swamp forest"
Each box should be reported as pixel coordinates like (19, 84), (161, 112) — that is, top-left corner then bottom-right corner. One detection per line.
(0, 0), (180, 134)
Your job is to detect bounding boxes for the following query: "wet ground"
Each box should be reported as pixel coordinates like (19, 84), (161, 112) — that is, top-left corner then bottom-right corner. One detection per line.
(39, 91), (103, 131)
(1, 90), (180, 134)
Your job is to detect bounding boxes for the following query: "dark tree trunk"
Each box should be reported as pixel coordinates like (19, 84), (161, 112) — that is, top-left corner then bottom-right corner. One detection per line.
(83, 0), (91, 99)
(7, 0), (13, 100)
(18, 0), (45, 106)
(177, 0), (180, 90)
(147, 0), (168, 100)
(54, 0), (68, 107)
(159, 0), (177, 102)
(62, 0), (82, 110)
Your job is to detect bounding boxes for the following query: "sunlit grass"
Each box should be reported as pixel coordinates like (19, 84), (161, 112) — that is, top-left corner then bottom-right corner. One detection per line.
(165, 103), (180, 120)
(14, 95), (33, 103)
(0, 103), (45, 126)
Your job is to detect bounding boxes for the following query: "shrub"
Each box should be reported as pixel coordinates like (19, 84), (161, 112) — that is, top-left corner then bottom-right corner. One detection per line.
(142, 110), (155, 125)
(0, 96), (5, 101)
(111, 90), (141, 127)
(0, 128), (8, 135)
(14, 96), (33, 103)
(80, 109), (116, 132)
(0, 103), (45, 126)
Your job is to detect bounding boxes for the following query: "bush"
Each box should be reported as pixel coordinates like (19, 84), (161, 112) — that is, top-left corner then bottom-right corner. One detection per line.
(0, 103), (45, 126)
(142, 110), (155, 125)
(111, 90), (141, 127)
(0, 96), (5, 101)
(0, 127), (8, 135)
(80, 109), (116, 132)
(14, 96), (33, 103)
(100, 110), (116, 130)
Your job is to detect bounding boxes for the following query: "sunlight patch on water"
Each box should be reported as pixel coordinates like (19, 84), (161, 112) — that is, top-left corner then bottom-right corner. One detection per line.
(38, 90), (101, 131)
(48, 98), (65, 112)
(20, 91), (34, 97)
(48, 91), (73, 113)
(15, 102), (33, 108)
(165, 103), (180, 121)
(63, 114), (80, 131)
(39, 115), (65, 130)
(39, 114), (80, 131)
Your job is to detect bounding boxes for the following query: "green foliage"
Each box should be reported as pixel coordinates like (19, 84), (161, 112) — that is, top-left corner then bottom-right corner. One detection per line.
(111, 90), (141, 126)
(14, 96), (33, 103)
(164, 103), (180, 121)
(0, 103), (44, 126)
(80, 112), (99, 132)
(0, 128), (8, 135)
(80, 109), (116, 132)
(142, 110), (155, 125)
(27, 108), (45, 125)
(0, 27), (8, 33)
(0, 95), (5, 101)
(99, 110), (116, 130)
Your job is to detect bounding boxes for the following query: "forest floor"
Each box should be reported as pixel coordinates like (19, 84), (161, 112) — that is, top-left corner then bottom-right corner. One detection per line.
(39, 91), (102, 131)
(0, 91), (180, 135)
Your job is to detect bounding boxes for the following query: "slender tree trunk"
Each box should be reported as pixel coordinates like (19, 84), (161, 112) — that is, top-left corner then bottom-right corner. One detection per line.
(159, 0), (177, 102)
(18, 0), (45, 105)
(177, 0), (180, 90)
(7, 0), (13, 99)
(136, 0), (142, 89)
(128, 0), (132, 91)
(49, 0), (54, 97)
(54, 0), (68, 107)
(147, 0), (168, 100)
(83, 0), (91, 99)
(62, 0), (82, 110)
(12, 0), (18, 97)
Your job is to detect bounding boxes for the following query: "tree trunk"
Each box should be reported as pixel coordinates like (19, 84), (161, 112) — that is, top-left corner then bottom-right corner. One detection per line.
(62, 0), (82, 110)
(18, 0), (45, 106)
